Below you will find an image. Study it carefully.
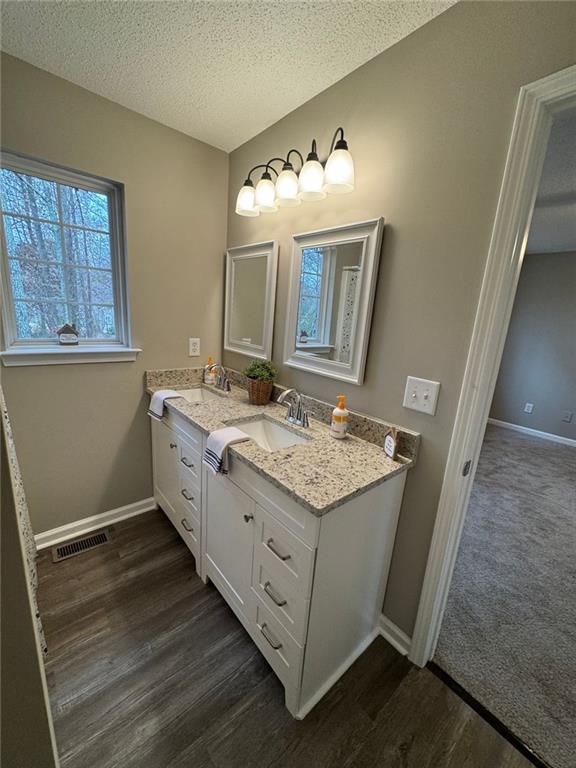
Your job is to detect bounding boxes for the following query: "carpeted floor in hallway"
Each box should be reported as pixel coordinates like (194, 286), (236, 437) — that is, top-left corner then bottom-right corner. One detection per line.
(435, 424), (576, 768)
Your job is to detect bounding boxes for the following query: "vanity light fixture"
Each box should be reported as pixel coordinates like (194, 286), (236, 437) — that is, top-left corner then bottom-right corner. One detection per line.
(235, 127), (354, 216)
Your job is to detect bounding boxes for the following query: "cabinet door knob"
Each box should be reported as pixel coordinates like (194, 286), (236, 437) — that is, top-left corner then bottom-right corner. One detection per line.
(170, 442), (177, 449)
(243, 513), (254, 523)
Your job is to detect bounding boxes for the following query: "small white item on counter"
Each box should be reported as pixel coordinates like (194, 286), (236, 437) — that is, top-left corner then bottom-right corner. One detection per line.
(148, 389), (181, 420)
(204, 356), (216, 384)
(203, 426), (249, 475)
(330, 394), (349, 439)
(383, 427), (398, 460)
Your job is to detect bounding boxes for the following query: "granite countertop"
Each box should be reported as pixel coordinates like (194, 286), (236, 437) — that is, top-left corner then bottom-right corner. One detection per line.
(148, 382), (413, 517)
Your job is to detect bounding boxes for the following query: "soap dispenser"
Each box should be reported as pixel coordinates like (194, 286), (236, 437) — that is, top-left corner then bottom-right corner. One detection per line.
(330, 394), (349, 439)
(204, 356), (216, 385)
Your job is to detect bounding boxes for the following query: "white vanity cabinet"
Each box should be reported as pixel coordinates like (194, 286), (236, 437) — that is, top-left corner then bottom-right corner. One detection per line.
(151, 410), (408, 720)
(151, 414), (203, 563)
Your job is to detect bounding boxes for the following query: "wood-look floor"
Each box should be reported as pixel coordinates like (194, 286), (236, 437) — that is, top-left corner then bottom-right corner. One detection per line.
(38, 510), (532, 768)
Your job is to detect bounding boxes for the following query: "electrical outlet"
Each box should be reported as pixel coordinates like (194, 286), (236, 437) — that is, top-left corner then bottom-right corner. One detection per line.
(188, 338), (200, 357)
(524, 402), (534, 414)
(562, 410), (573, 423)
(402, 376), (441, 416)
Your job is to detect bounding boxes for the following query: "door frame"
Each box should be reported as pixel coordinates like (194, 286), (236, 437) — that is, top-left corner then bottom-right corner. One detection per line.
(409, 63), (576, 668)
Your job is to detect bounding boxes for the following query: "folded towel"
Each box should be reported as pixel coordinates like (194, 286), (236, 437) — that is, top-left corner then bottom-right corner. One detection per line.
(203, 427), (249, 475)
(148, 389), (181, 420)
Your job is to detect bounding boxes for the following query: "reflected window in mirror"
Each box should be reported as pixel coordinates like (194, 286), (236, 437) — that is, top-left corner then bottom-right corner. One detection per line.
(285, 219), (383, 385)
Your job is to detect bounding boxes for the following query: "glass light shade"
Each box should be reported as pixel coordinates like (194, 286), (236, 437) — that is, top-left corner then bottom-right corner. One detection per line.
(275, 169), (301, 207)
(255, 177), (278, 212)
(298, 159), (326, 200)
(323, 148), (355, 193)
(235, 184), (259, 217)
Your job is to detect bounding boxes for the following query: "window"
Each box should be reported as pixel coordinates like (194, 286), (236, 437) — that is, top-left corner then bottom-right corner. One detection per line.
(0, 153), (138, 365)
(297, 246), (335, 345)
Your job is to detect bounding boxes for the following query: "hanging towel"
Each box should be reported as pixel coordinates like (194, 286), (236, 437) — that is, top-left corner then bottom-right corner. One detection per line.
(203, 427), (249, 475)
(148, 389), (181, 420)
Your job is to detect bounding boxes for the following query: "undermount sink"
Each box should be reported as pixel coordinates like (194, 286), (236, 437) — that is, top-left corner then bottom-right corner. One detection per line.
(233, 416), (309, 453)
(177, 388), (220, 404)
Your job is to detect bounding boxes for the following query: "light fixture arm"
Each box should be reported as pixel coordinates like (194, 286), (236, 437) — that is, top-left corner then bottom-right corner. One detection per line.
(329, 126), (348, 154)
(285, 148), (304, 172)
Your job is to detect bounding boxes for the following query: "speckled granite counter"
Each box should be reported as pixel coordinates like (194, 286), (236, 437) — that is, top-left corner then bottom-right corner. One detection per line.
(147, 373), (419, 517)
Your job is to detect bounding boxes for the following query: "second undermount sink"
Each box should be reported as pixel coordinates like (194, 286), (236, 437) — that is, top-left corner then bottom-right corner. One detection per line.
(233, 416), (309, 453)
(177, 387), (221, 404)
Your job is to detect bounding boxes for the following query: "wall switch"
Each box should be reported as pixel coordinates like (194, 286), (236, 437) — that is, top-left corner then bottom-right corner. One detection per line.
(403, 376), (441, 416)
(188, 338), (200, 357)
(562, 410), (573, 423)
(524, 402), (534, 414)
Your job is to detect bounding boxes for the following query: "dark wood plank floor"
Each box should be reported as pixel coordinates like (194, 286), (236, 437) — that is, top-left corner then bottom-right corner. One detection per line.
(38, 510), (532, 768)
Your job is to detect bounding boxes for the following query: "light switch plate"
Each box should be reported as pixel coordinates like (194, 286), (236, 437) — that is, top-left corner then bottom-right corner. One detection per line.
(562, 410), (573, 423)
(403, 376), (441, 416)
(188, 338), (200, 357)
(524, 402), (534, 414)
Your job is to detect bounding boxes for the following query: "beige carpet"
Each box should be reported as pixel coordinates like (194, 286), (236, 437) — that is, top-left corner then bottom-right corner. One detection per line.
(435, 424), (576, 768)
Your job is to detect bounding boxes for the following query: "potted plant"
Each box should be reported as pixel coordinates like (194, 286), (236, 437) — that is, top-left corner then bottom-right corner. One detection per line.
(243, 360), (278, 405)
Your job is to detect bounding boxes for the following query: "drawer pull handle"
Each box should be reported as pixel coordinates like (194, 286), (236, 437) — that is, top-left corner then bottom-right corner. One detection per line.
(266, 538), (291, 562)
(180, 518), (194, 532)
(181, 457), (194, 468)
(264, 581), (287, 607)
(260, 623), (282, 650)
(181, 489), (194, 501)
(243, 513), (254, 523)
(170, 442), (177, 449)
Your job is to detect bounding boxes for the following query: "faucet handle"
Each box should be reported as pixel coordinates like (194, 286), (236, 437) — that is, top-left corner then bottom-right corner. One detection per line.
(301, 410), (309, 428)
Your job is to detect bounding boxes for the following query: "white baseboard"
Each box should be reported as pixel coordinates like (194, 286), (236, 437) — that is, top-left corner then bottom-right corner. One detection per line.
(34, 497), (157, 550)
(379, 614), (412, 656)
(488, 418), (576, 447)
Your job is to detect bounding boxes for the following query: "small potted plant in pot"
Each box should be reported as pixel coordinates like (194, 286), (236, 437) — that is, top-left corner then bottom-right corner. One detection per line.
(243, 360), (278, 405)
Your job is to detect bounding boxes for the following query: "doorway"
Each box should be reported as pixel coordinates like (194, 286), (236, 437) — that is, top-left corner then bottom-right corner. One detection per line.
(409, 62), (576, 767)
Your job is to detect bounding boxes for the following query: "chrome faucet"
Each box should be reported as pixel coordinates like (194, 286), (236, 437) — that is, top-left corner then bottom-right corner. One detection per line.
(277, 388), (309, 428)
(208, 363), (231, 392)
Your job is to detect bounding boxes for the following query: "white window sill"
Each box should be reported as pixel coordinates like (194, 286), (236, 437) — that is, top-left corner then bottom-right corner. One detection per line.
(1, 346), (142, 367)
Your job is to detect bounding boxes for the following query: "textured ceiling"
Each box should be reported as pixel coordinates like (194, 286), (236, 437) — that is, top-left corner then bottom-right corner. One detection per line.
(527, 111), (576, 254)
(0, 0), (455, 151)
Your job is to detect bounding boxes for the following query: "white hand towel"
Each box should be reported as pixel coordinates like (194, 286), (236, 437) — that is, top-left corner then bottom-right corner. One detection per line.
(148, 389), (181, 420)
(203, 427), (249, 475)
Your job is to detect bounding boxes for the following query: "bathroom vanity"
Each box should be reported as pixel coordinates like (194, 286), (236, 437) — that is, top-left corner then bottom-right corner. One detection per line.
(149, 379), (416, 719)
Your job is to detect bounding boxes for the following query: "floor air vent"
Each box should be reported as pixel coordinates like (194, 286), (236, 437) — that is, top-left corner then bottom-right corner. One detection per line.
(52, 529), (110, 563)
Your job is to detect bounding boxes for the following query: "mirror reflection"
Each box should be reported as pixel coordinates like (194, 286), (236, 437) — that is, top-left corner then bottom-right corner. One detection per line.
(229, 254), (267, 348)
(296, 242), (363, 364)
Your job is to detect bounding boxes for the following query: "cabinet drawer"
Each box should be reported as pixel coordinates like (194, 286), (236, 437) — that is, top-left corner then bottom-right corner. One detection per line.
(254, 503), (315, 599)
(178, 437), (202, 488)
(250, 597), (303, 690)
(162, 498), (200, 556)
(252, 560), (310, 645)
(163, 411), (203, 454)
(178, 469), (201, 522)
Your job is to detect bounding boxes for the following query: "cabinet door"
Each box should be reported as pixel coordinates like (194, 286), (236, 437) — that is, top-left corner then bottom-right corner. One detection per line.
(205, 471), (255, 620)
(152, 420), (180, 514)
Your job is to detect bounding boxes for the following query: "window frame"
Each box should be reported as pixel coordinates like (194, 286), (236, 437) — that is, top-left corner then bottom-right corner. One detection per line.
(0, 151), (139, 365)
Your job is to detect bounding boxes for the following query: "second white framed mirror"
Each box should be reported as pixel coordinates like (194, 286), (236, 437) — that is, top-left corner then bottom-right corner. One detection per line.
(284, 218), (384, 384)
(224, 240), (278, 360)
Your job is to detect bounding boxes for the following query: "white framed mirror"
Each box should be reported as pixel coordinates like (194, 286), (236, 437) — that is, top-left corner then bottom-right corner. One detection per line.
(284, 218), (384, 385)
(224, 240), (278, 360)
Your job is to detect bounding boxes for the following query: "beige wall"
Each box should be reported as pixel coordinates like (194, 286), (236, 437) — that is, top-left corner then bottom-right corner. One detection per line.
(491, 252), (576, 439)
(1, 54), (228, 534)
(225, 2), (576, 634)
